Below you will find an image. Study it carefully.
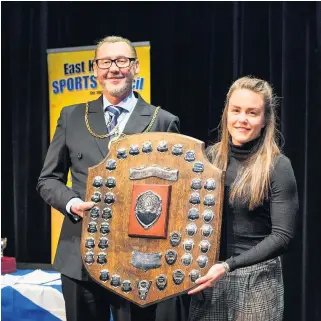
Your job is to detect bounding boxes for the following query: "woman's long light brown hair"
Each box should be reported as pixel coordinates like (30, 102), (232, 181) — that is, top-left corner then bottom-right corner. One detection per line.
(208, 76), (281, 210)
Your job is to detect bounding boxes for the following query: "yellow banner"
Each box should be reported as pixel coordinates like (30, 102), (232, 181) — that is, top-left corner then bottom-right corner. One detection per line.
(47, 43), (151, 262)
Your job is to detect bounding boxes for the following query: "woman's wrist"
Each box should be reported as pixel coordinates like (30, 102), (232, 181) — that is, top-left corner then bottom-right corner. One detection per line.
(219, 261), (230, 274)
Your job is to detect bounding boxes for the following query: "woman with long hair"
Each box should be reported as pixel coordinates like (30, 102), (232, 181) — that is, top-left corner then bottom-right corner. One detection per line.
(188, 76), (299, 321)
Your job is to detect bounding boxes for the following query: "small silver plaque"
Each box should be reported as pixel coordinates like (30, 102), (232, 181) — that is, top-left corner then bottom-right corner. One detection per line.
(197, 255), (209, 269)
(102, 207), (112, 221)
(188, 208), (200, 221)
(191, 178), (202, 190)
(142, 141), (153, 153)
(185, 150), (195, 162)
(169, 232), (182, 247)
(104, 193), (115, 205)
(105, 177), (116, 188)
(199, 240), (211, 253)
(106, 159), (116, 170)
(186, 223), (197, 236)
(157, 141), (168, 152)
(202, 209), (214, 223)
(85, 237), (95, 250)
(173, 270), (185, 285)
(189, 192), (201, 205)
(183, 239), (195, 252)
(97, 252), (107, 265)
(204, 194), (215, 206)
(117, 148), (127, 159)
(189, 270), (201, 283)
(100, 270), (110, 282)
(204, 179), (216, 191)
(129, 144), (140, 156)
(90, 207), (100, 220)
(172, 144), (183, 156)
(93, 176), (103, 188)
(91, 191), (101, 203)
(156, 274), (168, 291)
(201, 224), (213, 237)
(111, 275), (121, 287)
(87, 222), (98, 234)
(181, 253), (193, 266)
(165, 250), (177, 265)
(84, 252), (94, 265)
(121, 280), (132, 293)
(193, 161), (204, 173)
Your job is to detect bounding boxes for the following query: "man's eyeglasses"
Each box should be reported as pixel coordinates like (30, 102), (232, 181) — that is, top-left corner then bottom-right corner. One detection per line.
(95, 57), (136, 69)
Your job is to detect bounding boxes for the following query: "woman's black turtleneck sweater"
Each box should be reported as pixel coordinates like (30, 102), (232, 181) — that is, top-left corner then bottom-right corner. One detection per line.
(214, 139), (299, 272)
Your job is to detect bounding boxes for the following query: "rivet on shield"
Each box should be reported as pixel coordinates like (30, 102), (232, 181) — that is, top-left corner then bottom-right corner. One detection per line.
(172, 270), (185, 285)
(156, 274), (168, 291)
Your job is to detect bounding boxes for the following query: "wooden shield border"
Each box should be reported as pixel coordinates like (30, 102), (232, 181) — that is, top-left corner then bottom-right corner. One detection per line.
(81, 132), (225, 307)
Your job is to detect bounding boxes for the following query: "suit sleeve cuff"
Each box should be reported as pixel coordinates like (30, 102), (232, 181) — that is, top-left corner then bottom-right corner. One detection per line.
(66, 198), (84, 221)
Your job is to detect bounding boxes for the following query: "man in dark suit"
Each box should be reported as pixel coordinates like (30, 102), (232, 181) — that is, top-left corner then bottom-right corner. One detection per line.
(37, 36), (179, 321)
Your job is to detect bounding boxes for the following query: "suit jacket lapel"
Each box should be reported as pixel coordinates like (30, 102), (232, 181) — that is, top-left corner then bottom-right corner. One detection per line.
(87, 95), (110, 157)
(123, 93), (153, 134)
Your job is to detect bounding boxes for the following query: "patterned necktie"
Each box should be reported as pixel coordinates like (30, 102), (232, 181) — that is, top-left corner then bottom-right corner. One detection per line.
(105, 105), (122, 140)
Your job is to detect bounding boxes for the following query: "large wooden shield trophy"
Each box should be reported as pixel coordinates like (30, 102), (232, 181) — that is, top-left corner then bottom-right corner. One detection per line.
(81, 132), (225, 307)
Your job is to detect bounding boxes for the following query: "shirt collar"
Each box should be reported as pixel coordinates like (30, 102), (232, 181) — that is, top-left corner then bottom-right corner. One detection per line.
(103, 91), (137, 113)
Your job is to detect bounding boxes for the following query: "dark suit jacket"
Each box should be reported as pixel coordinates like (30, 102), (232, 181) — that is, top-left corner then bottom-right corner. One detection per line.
(37, 92), (180, 280)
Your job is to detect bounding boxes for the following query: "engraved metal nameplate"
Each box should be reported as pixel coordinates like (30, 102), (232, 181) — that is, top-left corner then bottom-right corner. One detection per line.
(129, 166), (178, 181)
(131, 251), (162, 271)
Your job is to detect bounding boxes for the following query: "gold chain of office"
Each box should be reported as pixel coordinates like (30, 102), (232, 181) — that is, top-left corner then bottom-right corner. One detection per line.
(84, 102), (161, 139)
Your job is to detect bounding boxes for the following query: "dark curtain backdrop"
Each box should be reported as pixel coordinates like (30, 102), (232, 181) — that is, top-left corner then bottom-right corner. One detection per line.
(2, 2), (321, 321)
